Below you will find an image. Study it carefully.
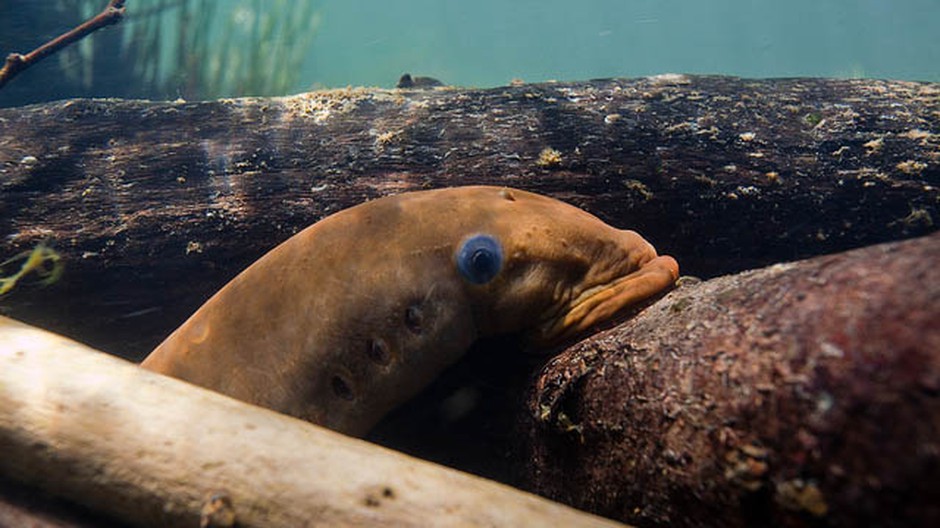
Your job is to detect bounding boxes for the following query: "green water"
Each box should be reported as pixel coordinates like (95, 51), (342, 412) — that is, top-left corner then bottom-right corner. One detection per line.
(0, 0), (937, 106)
(305, 0), (939, 88)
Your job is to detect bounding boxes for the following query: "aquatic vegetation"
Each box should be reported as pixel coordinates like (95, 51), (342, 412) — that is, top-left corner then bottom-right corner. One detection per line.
(44, 0), (320, 100)
(536, 147), (563, 167)
(804, 112), (824, 127)
(0, 243), (64, 296)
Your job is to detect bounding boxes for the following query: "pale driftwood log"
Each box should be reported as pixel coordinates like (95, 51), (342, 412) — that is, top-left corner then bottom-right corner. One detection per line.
(0, 316), (625, 528)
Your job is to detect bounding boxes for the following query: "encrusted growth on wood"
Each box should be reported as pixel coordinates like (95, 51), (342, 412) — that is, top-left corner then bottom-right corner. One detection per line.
(0, 76), (935, 357)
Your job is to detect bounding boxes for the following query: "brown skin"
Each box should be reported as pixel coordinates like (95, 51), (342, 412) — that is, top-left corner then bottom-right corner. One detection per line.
(141, 186), (678, 436)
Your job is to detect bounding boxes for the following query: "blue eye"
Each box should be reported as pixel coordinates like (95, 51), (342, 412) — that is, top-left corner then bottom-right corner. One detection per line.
(456, 234), (503, 284)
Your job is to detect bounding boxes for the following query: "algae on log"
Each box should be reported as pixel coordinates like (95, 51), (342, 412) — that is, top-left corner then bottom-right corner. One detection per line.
(517, 232), (940, 528)
(0, 76), (937, 358)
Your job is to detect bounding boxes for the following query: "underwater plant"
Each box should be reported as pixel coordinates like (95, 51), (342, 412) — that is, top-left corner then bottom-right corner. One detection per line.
(119, 0), (321, 99)
(1, 0), (319, 102)
(0, 243), (64, 296)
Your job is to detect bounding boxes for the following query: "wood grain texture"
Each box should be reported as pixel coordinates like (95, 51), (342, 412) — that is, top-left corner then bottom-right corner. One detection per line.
(0, 76), (936, 358)
(0, 315), (625, 528)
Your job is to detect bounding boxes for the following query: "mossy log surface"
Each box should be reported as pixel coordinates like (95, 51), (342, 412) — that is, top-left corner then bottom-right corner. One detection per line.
(519, 232), (940, 527)
(0, 75), (936, 357)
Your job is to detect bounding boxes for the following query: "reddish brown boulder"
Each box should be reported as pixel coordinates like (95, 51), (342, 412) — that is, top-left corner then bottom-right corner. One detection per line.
(519, 233), (940, 527)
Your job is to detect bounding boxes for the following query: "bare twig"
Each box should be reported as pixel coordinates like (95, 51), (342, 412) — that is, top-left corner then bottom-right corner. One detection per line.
(0, 0), (127, 90)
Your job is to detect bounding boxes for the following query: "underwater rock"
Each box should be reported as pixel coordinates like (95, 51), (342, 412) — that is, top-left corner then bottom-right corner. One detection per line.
(517, 232), (940, 527)
(396, 73), (444, 88)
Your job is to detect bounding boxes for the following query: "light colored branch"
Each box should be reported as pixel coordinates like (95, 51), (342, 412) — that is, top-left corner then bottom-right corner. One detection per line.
(0, 315), (625, 527)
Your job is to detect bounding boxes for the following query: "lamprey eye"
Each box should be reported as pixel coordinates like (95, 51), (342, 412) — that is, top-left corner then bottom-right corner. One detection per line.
(456, 234), (503, 285)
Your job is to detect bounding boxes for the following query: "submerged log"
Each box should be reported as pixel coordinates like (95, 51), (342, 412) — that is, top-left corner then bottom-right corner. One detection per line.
(0, 76), (937, 358)
(0, 315), (624, 528)
(517, 232), (940, 527)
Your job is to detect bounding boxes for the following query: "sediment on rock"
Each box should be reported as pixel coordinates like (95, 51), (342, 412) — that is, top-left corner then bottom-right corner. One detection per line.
(518, 232), (940, 528)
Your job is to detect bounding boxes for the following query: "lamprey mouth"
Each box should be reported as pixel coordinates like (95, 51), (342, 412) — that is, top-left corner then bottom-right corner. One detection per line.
(535, 254), (679, 345)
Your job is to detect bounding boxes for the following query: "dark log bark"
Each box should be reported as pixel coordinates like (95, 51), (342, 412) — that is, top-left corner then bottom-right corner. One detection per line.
(517, 232), (940, 528)
(0, 76), (937, 358)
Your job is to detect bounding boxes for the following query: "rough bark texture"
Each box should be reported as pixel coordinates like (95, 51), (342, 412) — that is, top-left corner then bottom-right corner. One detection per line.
(0, 315), (625, 528)
(518, 232), (940, 528)
(0, 76), (937, 358)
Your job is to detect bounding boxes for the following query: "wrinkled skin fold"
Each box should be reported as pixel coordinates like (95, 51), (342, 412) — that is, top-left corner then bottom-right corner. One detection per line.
(141, 186), (678, 436)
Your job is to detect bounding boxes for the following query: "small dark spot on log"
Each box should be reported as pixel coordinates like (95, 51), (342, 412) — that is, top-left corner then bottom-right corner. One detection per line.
(363, 486), (396, 507)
